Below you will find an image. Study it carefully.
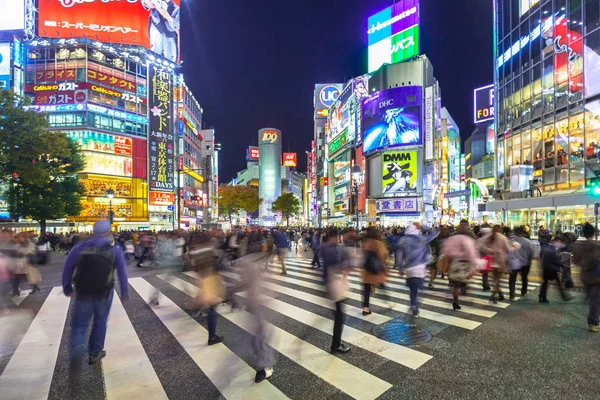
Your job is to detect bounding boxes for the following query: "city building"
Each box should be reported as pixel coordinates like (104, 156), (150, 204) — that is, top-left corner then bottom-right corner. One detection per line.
(488, 0), (600, 232)
(0, 1), (219, 231)
(258, 128), (282, 225)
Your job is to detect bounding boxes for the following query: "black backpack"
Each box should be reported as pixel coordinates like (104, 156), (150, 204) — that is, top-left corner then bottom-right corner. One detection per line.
(364, 250), (383, 274)
(74, 244), (115, 295)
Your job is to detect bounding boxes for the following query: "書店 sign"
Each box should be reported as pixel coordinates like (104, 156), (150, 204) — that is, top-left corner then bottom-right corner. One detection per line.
(375, 197), (420, 213)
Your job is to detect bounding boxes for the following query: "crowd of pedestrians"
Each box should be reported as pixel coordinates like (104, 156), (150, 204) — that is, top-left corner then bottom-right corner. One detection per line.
(1, 217), (599, 392)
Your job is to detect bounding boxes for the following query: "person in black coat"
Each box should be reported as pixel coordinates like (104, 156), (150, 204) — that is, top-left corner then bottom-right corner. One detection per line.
(539, 234), (572, 303)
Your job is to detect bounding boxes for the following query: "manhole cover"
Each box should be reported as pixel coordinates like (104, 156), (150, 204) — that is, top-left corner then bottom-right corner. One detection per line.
(371, 319), (432, 345)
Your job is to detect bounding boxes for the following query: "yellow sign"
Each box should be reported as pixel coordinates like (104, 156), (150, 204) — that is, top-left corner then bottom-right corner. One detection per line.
(182, 166), (204, 182)
(382, 151), (418, 195)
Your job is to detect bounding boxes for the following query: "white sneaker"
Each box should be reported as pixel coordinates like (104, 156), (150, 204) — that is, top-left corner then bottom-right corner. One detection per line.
(255, 367), (274, 383)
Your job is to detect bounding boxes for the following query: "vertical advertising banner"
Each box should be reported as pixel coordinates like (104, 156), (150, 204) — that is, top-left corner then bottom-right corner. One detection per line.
(356, 147), (367, 212)
(425, 86), (434, 161)
(382, 150), (418, 195)
(0, 43), (10, 89)
(148, 64), (174, 193)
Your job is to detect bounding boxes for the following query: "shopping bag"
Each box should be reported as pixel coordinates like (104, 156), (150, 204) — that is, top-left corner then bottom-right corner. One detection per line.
(27, 266), (41, 285)
(436, 256), (450, 273)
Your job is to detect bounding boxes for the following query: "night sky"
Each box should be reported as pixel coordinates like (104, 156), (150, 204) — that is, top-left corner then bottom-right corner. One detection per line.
(180, 0), (493, 182)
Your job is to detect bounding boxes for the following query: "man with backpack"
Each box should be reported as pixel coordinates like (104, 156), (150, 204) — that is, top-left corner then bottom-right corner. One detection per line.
(62, 220), (128, 377)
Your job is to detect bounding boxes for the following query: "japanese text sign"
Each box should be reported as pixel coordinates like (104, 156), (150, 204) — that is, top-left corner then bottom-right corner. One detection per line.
(148, 64), (174, 193)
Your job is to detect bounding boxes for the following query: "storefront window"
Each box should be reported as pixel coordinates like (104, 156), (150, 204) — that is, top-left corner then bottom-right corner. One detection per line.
(513, 134), (521, 165)
(569, 112), (585, 188)
(543, 122), (555, 168)
(585, 105), (600, 179)
(522, 130), (532, 164)
(555, 115), (569, 167)
(506, 138), (513, 170)
(533, 126), (543, 169)
(82, 178), (132, 198)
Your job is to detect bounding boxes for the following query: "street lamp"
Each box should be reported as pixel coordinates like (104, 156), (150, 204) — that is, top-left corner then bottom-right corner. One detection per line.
(106, 188), (114, 225)
(351, 164), (362, 230)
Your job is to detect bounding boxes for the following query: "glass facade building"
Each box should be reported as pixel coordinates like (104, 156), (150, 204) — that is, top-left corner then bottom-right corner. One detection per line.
(492, 0), (600, 231)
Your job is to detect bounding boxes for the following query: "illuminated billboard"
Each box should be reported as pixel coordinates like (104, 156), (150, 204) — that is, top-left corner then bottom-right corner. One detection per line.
(520, 0), (540, 16)
(38, 0), (181, 62)
(247, 146), (259, 161)
(362, 86), (422, 155)
(474, 84), (494, 124)
(367, 0), (420, 73)
(314, 83), (343, 119)
(258, 128), (282, 224)
(0, 43), (10, 89)
(0, 0), (25, 31)
(282, 153), (297, 167)
(148, 64), (174, 193)
(382, 150), (418, 195)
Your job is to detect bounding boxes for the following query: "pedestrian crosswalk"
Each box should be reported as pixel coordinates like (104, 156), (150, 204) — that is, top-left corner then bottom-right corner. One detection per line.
(0, 254), (538, 400)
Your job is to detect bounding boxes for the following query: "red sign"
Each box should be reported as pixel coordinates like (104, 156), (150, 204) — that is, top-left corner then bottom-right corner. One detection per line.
(149, 191), (175, 206)
(114, 136), (132, 156)
(282, 152), (297, 167)
(38, 0), (181, 63)
(543, 16), (583, 93)
(248, 146), (259, 160)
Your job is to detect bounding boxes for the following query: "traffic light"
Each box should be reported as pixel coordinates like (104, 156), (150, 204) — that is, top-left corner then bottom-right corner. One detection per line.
(590, 178), (600, 196)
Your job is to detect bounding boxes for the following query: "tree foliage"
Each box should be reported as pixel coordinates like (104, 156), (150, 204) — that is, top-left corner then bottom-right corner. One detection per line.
(0, 89), (86, 231)
(271, 192), (300, 227)
(218, 185), (263, 223)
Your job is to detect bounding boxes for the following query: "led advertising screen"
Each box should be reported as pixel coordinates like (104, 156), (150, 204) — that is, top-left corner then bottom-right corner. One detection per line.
(0, 0), (25, 31)
(282, 153), (297, 167)
(362, 86), (422, 155)
(0, 43), (10, 89)
(381, 150), (418, 195)
(148, 64), (174, 193)
(38, 0), (181, 62)
(367, 0), (420, 73)
(474, 84), (494, 124)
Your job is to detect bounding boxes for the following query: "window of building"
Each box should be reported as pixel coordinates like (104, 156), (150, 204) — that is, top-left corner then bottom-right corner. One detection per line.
(507, 137), (513, 171)
(585, 105), (600, 181)
(555, 114), (569, 167)
(523, 129), (532, 163)
(533, 126), (544, 169)
(586, 0), (600, 34)
(544, 120), (556, 168)
(513, 133), (522, 165)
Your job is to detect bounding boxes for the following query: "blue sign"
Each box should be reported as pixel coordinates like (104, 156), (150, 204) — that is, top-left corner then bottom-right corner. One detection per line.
(444, 189), (471, 198)
(319, 85), (341, 108)
(13, 40), (22, 68)
(167, 205), (174, 212)
(179, 120), (184, 137)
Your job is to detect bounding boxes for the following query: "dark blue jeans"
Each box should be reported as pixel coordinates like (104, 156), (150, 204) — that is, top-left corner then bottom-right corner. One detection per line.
(70, 290), (114, 359)
(207, 306), (218, 340)
(406, 277), (423, 307)
(585, 284), (600, 326)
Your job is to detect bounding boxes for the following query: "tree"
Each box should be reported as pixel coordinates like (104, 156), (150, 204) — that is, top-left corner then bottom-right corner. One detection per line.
(0, 89), (86, 232)
(218, 185), (242, 223)
(238, 186), (262, 215)
(271, 192), (300, 227)
(218, 185), (263, 224)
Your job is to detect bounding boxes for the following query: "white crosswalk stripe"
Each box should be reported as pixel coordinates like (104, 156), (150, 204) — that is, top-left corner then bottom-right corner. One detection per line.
(129, 277), (288, 400)
(224, 267), (481, 330)
(103, 290), (167, 399)
(0, 255), (534, 399)
(0, 287), (70, 400)
(162, 275), (393, 399)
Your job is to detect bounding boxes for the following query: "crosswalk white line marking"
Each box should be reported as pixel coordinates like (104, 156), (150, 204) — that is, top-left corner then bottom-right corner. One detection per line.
(129, 278), (288, 400)
(103, 291), (167, 400)
(271, 266), (497, 318)
(280, 261), (513, 307)
(163, 275), (393, 400)
(285, 257), (541, 288)
(219, 270), (481, 330)
(211, 282), (433, 371)
(281, 258), (538, 298)
(0, 287), (70, 400)
(214, 271), (392, 325)
(11, 290), (32, 306)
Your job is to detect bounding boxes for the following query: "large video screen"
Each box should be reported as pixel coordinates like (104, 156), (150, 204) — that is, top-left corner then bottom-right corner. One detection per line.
(367, 0), (420, 73)
(362, 86), (422, 155)
(0, 0), (25, 31)
(38, 0), (181, 62)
